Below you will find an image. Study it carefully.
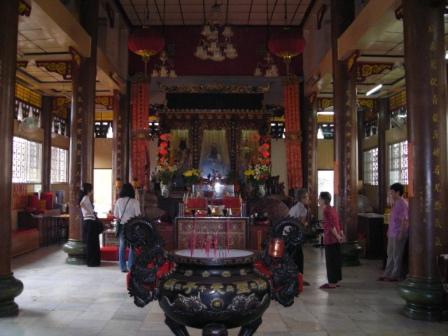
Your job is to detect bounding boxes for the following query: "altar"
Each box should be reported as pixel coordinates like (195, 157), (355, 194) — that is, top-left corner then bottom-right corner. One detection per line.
(174, 187), (249, 249)
(175, 217), (249, 250)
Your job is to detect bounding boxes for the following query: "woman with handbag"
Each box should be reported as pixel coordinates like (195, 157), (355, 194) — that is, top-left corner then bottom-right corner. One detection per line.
(80, 183), (101, 267)
(114, 183), (141, 272)
(318, 191), (344, 289)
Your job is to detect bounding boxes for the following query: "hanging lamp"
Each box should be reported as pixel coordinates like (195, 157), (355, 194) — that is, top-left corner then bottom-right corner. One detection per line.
(268, 28), (305, 75)
(128, 28), (165, 76)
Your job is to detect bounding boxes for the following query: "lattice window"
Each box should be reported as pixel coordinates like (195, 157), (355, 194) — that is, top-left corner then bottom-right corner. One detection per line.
(12, 137), (42, 183)
(317, 123), (334, 139)
(270, 122), (285, 139)
(51, 147), (68, 184)
(94, 121), (112, 138)
(363, 148), (379, 185)
(12, 137), (27, 183)
(389, 141), (408, 185)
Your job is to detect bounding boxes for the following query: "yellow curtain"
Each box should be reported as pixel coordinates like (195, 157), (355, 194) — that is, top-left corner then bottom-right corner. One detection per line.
(239, 130), (259, 169)
(170, 129), (189, 166)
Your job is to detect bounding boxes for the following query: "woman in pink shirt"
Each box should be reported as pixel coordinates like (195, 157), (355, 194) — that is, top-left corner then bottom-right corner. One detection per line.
(319, 192), (344, 289)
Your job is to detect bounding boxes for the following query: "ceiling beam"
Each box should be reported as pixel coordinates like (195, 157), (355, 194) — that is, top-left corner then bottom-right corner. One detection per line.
(19, 52), (71, 61)
(113, 0), (133, 29)
(202, 0), (206, 25)
(289, 0), (304, 25)
(129, 0), (143, 26)
(153, 0), (164, 25)
(268, 0), (279, 25)
(178, 0), (185, 25)
(299, 0), (317, 28)
(247, 0), (254, 24)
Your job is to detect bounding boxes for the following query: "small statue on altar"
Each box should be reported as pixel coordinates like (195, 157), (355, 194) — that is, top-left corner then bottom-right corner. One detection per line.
(202, 143), (226, 177)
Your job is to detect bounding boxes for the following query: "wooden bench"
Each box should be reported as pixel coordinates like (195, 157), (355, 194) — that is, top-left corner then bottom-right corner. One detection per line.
(11, 228), (39, 257)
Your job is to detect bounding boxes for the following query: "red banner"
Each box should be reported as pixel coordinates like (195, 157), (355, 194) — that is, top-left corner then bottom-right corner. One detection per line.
(131, 81), (150, 188)
(283, 79), (303, 189)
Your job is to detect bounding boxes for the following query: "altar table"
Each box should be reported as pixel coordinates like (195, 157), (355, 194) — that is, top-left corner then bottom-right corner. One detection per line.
(175, 217), (249, 250)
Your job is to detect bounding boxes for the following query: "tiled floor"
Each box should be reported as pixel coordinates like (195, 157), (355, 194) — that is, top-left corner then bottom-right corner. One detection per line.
(1, 245), (447, 336)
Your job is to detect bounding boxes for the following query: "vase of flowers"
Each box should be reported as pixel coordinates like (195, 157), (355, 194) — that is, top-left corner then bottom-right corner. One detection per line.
(156, 163), (177, 198)
(244, 164), (270, 198)
(182, 169), (201, 190)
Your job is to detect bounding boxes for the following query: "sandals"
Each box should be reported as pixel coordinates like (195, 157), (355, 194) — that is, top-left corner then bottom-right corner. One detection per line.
(319, 283), (337, 289)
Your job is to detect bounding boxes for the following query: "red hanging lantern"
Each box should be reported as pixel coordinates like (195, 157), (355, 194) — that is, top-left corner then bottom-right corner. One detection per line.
(268, 29), (305, 75)
(128, 29), (165, 74)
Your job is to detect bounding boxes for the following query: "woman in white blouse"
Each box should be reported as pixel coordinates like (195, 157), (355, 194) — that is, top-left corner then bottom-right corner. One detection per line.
(79, 183), (101, 267)
(114, 183), (141, 272)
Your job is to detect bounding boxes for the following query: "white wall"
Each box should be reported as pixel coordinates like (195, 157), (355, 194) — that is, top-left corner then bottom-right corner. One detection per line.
(271, 139), (288, 191)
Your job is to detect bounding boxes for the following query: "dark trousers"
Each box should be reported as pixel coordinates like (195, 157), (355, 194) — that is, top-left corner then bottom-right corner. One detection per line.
(83, 220), (101, 267)
(296, 246), (304, 274)
(288, 245), (304, 274)
(325, 243), (342, 284)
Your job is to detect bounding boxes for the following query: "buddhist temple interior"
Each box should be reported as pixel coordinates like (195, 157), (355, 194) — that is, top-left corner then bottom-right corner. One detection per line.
(1, 0), (448, 335)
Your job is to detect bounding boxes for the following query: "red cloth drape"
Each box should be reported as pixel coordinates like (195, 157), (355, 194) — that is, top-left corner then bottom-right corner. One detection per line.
(283, 79), (303, 189)
(131, 81), (150, 187)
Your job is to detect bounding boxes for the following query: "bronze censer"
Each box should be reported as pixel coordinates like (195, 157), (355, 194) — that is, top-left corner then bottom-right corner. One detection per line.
(125, 217), (303, 336)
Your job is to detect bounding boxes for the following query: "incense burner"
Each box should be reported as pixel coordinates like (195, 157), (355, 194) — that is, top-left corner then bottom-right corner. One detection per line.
(125, 216), (303, 336)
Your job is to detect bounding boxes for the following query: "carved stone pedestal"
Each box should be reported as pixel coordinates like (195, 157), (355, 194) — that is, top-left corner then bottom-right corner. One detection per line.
(0, 273), (23, 317)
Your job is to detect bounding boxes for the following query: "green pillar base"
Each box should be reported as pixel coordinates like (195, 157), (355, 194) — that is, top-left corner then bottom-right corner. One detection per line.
(0, 273), (23, 317)
(63, 239), (86, 265)
(341, 241), (362, 266)
(399, 277), (447, 321)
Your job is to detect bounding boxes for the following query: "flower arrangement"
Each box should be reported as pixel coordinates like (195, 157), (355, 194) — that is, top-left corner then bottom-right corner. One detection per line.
(183, 168), (201, 186)
(244, 163), (271, 186)
(156, 163), (177, 184)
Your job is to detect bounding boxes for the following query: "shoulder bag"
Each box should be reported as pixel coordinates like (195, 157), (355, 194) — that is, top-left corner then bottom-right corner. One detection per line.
(115, 197), (131, 238)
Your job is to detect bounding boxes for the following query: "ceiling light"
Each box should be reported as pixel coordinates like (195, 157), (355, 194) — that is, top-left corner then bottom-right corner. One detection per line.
(317, 111), (334, 116)
(445, 50), (448, 59)
(366, 84), (383, 96)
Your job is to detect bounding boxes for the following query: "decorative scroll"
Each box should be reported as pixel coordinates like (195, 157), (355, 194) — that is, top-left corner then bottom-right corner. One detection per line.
(95, 96), (113, 110)
(131, 81), (150, 188)
(52, 96), (70, 119)
(347, 50), (360, 73)
(17, 61), (28, 68)
(160, 84), (270, 94)
(356, 62), (393, 82)
(283, 77), (303, 189)
(426, 21), (447, 252)
(389, 90), (406, 111)
(317, 97), (333, 111)
(15, 83), (41, 108)
(35, 61), (72, 80)
(112, 91), (124, 182)
(68, 48), (84, 236)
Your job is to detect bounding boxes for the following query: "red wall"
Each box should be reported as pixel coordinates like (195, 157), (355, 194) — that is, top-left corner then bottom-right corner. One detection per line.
(129, 26), (303, 77)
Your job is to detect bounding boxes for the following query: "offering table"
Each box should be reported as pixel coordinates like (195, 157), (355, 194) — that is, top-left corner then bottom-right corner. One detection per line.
(175, 217), (249, 250)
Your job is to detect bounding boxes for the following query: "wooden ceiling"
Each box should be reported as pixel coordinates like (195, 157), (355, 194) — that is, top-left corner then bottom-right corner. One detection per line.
(117, 0), (314, 26)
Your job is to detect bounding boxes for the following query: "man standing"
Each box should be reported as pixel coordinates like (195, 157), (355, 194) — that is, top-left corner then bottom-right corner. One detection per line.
(379, 183), (409, 282)
(288, 189), (309, 282)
